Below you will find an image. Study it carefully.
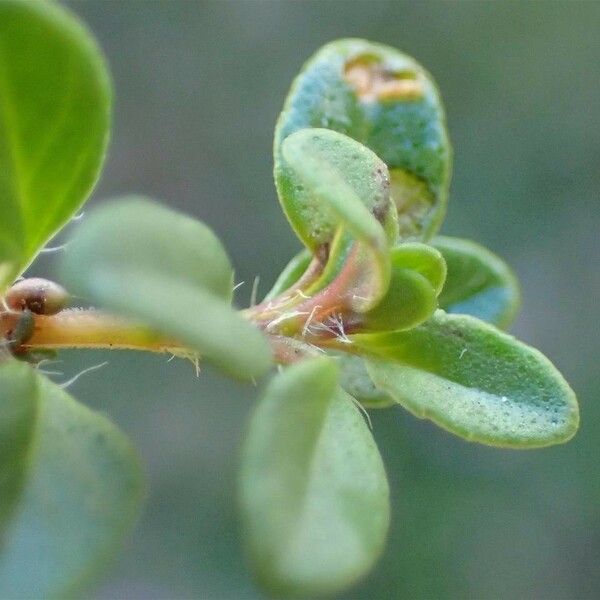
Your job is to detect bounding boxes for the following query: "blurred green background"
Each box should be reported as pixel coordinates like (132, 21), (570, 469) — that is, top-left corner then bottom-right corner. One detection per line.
(32, 1), (600, 598)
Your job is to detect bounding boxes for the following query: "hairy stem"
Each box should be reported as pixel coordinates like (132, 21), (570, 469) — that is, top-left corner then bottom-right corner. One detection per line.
(1, 309), (181, 355)
(0, 308), (326, 365)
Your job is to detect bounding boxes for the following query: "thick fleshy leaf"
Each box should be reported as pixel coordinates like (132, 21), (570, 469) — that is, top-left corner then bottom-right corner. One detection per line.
(0, 368), (143, 598)
(274, 39), (451, 246)
(392, 242), (447, 295)
(0, 1), (111, 293)
(337, 353), (394, 409)
(360, 243), (444, 332)
(239, 358), (390, 597)
(0, 360), (38, 527)
(355, 311), (579, 448)
(60, 198), (272, 379)
(280, 127), (396, 249)
(433, 236), (521, 328)
(281, 129), (391, 311)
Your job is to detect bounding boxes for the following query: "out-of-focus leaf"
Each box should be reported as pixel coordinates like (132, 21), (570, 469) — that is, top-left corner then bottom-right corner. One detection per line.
(61, 198), (272, 380)
(0, 369), (143, 598)
(281, 129), (391, 311)
(0, 360), (38, 527)
(0, 1), (110, 293)
(239, 358), (390, 597)
(274, 39), (451, 246)
(66, 197), (233, 300)
(354, 311), (579, 448)
(433, 236), (521, 328)
(337, 353), (394, 409)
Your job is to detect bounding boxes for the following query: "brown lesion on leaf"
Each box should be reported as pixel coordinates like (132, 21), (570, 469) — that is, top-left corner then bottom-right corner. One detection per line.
(344, 55), (424, 103)
(371, 164), (391, 224)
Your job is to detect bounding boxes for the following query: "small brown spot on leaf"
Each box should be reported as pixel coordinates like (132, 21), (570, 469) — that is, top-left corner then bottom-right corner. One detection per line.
(344, 56), (424, 103)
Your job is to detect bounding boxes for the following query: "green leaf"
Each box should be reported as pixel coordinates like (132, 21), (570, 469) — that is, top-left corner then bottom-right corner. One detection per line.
(355, 311), (579, 448)
(337, 353), (394, 409)
(280, 127), (397, 249)
(281, 129), (391, 311)
(60, 198), (272, 380)
(433, 236), (521, 328)
(263, 248), (312, 302)
(67, 196), (234, 301)
(392, 242), (447, 295)
(274, 39), (451, 245)
(0, 360), (38, 527)
(0, 1), (111, 293)
(360, 243), (444, 332)
(0, 367), (143, 598)
(239, 358), (390, 597)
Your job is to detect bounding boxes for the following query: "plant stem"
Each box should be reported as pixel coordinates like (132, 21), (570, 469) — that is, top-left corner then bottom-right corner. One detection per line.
(1, 309), (180, 355)
(0, 308), (325, 365)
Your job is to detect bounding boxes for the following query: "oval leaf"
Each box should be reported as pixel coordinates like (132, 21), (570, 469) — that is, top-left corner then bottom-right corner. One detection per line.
(392, 242), (447, 295)
(433, 236), (521, 328)
(274, 39), (451, 245)
(355, 311), (579, 448)
(239, 358), (390, 597)
(280, 127), (396, 250)
(0, 1), (111, 292)
(0, 360), (38, 528)
(281, 129), (391, 310)
(60, 198), (272, 380)
(65, 197), (234, 301)
(360, 243), (444, 332)
(0, 369), (143, 598)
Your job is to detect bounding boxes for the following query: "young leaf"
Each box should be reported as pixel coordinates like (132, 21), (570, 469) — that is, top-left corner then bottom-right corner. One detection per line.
(337, 353), (394, 409)
(281, 129), (392, 310)
(360, 244), (444, 332)
(60, 198), (272, 379)
(0, 360), (38, 528)
(433, 236), (521, 329)
(239, 358), (390, 597)
(391, 242), (447, 295)
(0, 1), (111, 293)
(0, 368), (143, 598)
(280, 127), (397, 249)
(274, 39), (451, 245)
(354, 311), (579, 448)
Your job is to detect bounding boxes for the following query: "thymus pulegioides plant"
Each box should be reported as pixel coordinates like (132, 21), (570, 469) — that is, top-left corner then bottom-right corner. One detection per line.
(0, 2), (579, 597)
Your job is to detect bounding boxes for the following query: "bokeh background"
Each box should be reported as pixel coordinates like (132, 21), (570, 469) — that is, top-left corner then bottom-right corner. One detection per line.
(33, 1), (600, 598)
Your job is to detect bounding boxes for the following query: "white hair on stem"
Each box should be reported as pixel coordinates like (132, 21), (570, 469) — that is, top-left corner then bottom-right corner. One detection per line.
(193, 356), (201, 377)
(308, 312), (352, 345)
(302, 304), (321, 337)
(250, 276), (260, 307)
(266, 310), (310, 332)
(59, 361), (108, 389)
(40, 243), (68, 254)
